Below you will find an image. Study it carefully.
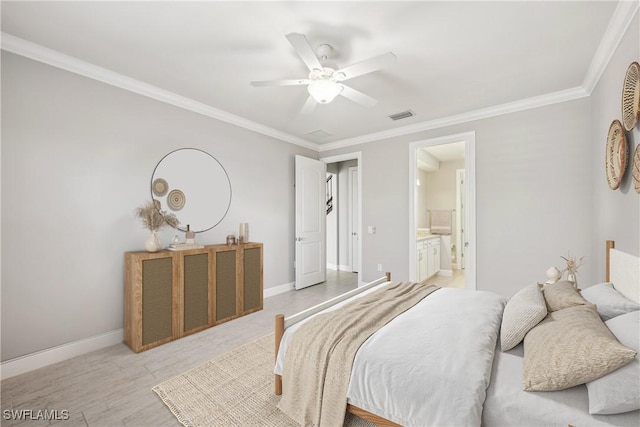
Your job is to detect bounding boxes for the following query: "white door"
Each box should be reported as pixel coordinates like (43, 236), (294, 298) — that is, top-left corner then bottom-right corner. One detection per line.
(348, 167), (359, 273)
(295, 155), (326, 290)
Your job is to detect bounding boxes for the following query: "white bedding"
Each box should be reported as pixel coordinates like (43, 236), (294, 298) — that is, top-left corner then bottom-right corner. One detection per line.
(275, 286), (506, 426)
(483, 341), (640, 426)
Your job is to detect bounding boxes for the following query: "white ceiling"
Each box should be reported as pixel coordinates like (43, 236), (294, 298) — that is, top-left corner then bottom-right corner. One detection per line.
(0, 1), (625, 150)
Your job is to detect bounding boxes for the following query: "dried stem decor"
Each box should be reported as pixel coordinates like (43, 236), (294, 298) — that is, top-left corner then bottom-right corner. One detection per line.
(135, 200), (179, 232)
(560, 253), (585, 288)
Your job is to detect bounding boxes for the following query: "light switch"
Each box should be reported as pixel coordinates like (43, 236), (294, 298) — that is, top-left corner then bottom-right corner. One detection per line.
(368, 226), (376, 234)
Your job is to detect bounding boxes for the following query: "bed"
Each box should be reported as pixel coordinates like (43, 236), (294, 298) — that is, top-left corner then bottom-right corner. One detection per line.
(274, 241), (640, 426)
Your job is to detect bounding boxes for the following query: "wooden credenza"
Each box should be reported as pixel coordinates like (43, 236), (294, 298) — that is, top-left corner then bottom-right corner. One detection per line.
(124, 242), (263, 353)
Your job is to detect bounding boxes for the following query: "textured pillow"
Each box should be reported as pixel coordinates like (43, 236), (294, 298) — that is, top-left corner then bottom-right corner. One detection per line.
(500, 283), (547, 351)
(542, 280), (588, 312)
(587, 311), (640, 414)
(581, 282), (640, 320)
(523, 304), (636, 391)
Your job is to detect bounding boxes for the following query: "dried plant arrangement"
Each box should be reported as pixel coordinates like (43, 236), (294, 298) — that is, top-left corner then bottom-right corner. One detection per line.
(560, 253), (585, 287)
(560, 253), (585, 276)
(135, 200), (179, 232)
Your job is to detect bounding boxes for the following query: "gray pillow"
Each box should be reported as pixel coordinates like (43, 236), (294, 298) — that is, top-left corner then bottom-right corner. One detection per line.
(542, 280), (588, 312)
(581, 282), (640, 320)
(500, 283), (547, 351)
(523, 304), (636, 391)
(587, 311), (640, 414)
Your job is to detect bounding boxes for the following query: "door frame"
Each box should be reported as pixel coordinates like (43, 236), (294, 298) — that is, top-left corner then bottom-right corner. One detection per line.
(408, 131), (476, 289)
(456, 169), (465, 269)
(348, 166), (359, 273)
(320, 151), (363, 286)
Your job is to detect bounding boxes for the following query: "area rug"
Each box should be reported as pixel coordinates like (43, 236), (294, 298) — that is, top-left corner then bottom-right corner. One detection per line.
(153, 333), (374, 427)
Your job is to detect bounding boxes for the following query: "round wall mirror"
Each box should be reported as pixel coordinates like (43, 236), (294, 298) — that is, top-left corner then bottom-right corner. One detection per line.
(151, 148), (232, 232)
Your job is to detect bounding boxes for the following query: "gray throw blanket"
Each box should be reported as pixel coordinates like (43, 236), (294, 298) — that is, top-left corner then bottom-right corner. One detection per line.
(277, 281), (440, 426)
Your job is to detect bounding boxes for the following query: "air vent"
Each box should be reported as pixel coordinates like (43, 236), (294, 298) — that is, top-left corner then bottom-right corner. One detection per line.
(305, 129), (333, 140)
(388, 110), (415, 121)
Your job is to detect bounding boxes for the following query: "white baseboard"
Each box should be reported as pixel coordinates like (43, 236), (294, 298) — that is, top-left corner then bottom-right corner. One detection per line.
(437, 269), (453, 277)
(0, 328), (124, 380)
(264, 281), (294, 298)
(1, 281), (315, 379)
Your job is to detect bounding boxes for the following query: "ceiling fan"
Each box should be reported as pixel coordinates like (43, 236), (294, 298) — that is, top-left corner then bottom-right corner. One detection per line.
(251, 33), (396, 114)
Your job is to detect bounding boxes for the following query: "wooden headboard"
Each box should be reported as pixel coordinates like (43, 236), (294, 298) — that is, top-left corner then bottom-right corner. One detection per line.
(605, 240), (640, 304)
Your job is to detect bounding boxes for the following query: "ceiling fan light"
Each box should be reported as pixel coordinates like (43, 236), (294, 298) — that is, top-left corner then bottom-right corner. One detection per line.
(308, 80), (343, 104)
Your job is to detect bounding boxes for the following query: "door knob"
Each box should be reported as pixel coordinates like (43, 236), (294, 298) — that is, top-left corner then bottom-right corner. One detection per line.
(296, 237), (304, 242)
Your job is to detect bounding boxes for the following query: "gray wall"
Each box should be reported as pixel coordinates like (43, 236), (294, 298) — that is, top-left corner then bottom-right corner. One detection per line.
(2, 13), (638, 364)
(321, 14), (639, 297)
(322, 98), (594, 298)
(590, 12), (640, 282)
(1, 52), (316, 361)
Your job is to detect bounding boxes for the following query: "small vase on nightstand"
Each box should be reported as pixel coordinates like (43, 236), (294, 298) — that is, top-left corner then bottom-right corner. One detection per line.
(145, 231), (162, 252)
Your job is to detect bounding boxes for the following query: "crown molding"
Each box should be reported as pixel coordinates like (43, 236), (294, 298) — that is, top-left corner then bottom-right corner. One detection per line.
(3, 0), (636, 156)
(582, 0), (640, 94)
(318, 86), (589, 152)
(0, 32), (319, 152)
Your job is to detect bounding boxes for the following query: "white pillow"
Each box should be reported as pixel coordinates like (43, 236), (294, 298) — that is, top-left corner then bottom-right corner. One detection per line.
(500, 283), (547, 351)
(581, 282), (640, 320)
(587, 311), (640, 414)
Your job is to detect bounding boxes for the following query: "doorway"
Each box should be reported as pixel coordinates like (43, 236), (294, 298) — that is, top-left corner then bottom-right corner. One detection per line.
(409, 132), (476, 289)
(321, 152), (362, 287)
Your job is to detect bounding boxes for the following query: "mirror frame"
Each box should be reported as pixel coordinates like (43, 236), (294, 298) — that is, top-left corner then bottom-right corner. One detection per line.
(151, 148), (232, 233)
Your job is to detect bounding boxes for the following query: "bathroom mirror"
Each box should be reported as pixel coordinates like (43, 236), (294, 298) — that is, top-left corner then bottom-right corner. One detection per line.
(151, 148), (232, 232)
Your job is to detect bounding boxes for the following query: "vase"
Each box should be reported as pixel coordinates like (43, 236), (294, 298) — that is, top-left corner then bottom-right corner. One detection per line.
(145, 231), (162, 252)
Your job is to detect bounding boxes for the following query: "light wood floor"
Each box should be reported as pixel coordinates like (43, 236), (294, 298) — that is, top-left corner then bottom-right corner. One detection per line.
(422, 268), (465, 288)
(0, 270), (358, 427)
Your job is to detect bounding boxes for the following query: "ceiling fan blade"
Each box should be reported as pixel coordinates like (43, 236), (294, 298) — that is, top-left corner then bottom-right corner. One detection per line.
(340, 85), (378, 108)
(285, 33), (323, 72)
(300, 96), (317, 114)
(251, 79), (311, 87)
(335, 52), (396, 81)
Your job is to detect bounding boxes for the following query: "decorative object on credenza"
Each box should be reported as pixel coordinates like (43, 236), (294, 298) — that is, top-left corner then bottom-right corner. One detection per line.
(185, 224), (196, 244)
(167, 243), (205, 251)
(152, 178), (169, 197)
(632, 144), (640, 194)
(226, 234), (237, 245)
(605, 120), (628, 190)
(622, 61), (640, 131)
(134, 200), (179, 252)
(560, 253), (585, 289)
(167, 189), (186, 211)
(151, 148), (232, 232)
(545, 266), (562, 284)
(239, 223), (249, 244)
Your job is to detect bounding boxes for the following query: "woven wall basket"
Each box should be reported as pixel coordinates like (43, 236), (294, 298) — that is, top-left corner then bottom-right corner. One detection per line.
(632, 144), (640, 194)
(622, 62), (640, 131)
(605, 120), (628, 191)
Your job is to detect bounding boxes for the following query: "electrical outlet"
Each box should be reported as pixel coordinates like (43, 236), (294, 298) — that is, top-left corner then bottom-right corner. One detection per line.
(377, 263), (382, 271)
